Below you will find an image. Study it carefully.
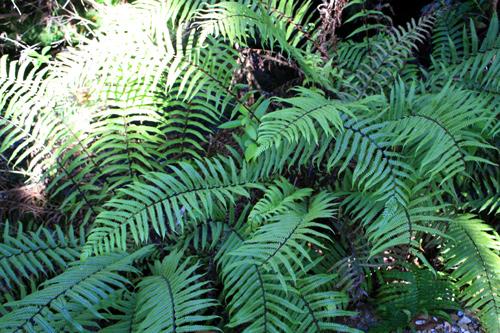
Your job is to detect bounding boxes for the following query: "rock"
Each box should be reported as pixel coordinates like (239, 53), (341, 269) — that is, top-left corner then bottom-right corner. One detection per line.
(458, 310), (464, 317)
(415, 320), (426, 325)
(451, 314), (460, 322)
(458, 316), (472, 328)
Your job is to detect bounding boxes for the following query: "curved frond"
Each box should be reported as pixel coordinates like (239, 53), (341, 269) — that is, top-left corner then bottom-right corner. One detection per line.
(228, 191), (335, 286)
(134, 250), (219, 332)
(82, 157), (265, 259)
(0, 246), (154, 333)
(442, 215), (500, 333)
(0, 221), (82, 289)
(247, 177), (312, 232)
(371, 265), (460, 332)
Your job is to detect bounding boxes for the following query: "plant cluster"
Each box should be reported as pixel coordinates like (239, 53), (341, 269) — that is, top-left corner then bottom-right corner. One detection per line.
(0, 0), (499, 332)
(0, 0), (110, 56)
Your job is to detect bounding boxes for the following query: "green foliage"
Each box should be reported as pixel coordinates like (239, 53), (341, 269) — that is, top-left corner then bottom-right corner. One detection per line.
(134, 250), (219, 332)
(370, 265), (460, 332)
(0, 222), (83, 289)
(0, 0), (499, 331)
(442, 215), (500, 332)
(0, 0), (98, 53)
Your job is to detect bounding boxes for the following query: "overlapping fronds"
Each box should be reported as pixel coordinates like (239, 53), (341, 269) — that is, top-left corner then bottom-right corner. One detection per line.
(286, 273), (360, 332)
(228, 191), (335, 285)
(1, 0), (500, 332)
(426, 11), (500, 132)
(134, 250), (219, 332)
(442, 215), (500, 333)
(0, 0), (251, 225)
(215, 194), (358, 332)
(338, 188), (450, 261)
(0, 55), (63, 175)
(254, 87), (361, 156)
(334, 9), (436, 99)
(370, 265), (460, 332)
(247, 177), (312, 231)
(82, 157), (264, 259)
(97, 290), (139, 333)
(0, 246), (153, 332)
(0, 221), (82, 289)
(197, 0), (320, 78)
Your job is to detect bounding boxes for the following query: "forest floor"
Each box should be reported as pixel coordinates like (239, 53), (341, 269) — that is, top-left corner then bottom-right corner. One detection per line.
(340, 302), (485, 333)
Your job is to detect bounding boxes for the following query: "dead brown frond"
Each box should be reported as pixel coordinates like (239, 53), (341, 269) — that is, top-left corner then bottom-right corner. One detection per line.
(317, 0), (349, 53)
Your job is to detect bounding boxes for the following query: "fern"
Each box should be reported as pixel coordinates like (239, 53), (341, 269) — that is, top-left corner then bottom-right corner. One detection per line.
(370, 265), (460, 332)
(82, 156), (263, 259)
(0, 246), (153, 332)
(134, 250), (219, 332)
(442, 215), (500, 332)
(0, 222), (82, 289)
(1, 0), (500, 331)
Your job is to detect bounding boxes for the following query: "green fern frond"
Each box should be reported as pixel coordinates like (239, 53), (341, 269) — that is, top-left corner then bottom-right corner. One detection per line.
(218, 222), (358, 332)
(255, 87), (362, 156)
(0, 246), (154, 332)
(286, 273), (361, 332)
(0, 221), (82, 289)
(197, 0), (319, 78)
(228, 191), (335, 286)
(370, 265), (460, 332)
(247, 177), (312, 232)
(134, 250), (219, 332)
(97, 290), (139, 333)
(82, 157), (264, 259)
(335, 11), (436, 99)
(426, 12), (500, 134)
(339, 189), (449, 260)
(442, 215), (500, 333)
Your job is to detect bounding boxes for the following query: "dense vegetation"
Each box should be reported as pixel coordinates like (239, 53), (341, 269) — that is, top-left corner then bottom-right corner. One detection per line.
(0, 0), (499, 331)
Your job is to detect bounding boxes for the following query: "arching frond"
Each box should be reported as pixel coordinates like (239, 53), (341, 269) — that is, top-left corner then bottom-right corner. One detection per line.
(442, 215), (500, 333)
(0, 222), (82, 289)
(334, 12), (436, 99)
(82, 157), (265, 259)
(0, 246), (154, 332)
(216, 202), (358, 332)
(197, 0), (320, 79)
(254, 87), (362, 157)
(228, 191), (335, 286)
(247, 177), (312, 232)
(370, 265), (460, 332)
(134, 250), (219, 332)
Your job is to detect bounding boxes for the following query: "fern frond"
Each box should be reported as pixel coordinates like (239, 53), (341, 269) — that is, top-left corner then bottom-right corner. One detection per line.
(196, 0), (320, 79)
(426, 12), (500, 135)
(97, 290), (139, 333)
(218, 222), (358, 332)
(0, 221), (82, 289)
(82, 157), (264, 259)
(370, 265), (460, 332)
(0, 246), (154, 332)
(335, 12), (435, 99)
(339, 189), (450, 260)
(254, 87), (362, 157)
(228, 191), (335, 286)
(247, 177), (312, 232)
(287, 273), (361, 332)
(134, 250), (219, 332)
(442, 215), (500, 333)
